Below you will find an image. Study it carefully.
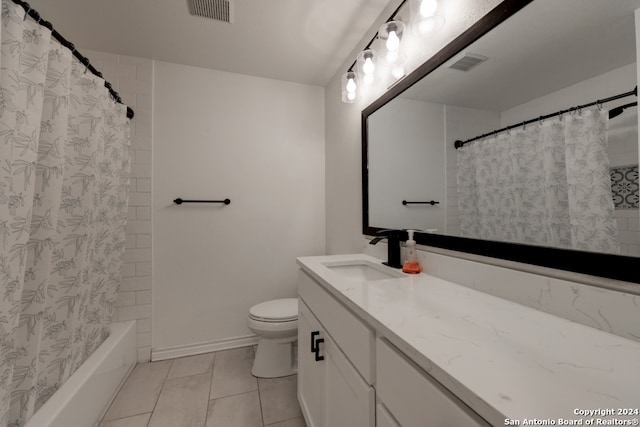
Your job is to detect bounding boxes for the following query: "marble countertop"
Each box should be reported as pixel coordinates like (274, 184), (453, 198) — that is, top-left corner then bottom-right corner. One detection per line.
(297, 254), (640, 427)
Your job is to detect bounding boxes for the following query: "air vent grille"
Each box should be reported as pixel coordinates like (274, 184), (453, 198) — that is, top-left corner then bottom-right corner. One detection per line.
(188, 0), (233, 23)
(448, 53), (488, 72)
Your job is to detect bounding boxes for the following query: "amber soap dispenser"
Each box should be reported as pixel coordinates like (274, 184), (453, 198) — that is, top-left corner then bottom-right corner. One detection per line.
(402, 229), (421, 274)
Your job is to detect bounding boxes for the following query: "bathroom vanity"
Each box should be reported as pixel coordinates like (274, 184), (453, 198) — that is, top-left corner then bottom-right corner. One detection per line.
(296, 254), (640, 427)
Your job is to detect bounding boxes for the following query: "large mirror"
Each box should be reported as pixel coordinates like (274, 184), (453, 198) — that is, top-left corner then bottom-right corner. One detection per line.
(363, 0), (640, 283)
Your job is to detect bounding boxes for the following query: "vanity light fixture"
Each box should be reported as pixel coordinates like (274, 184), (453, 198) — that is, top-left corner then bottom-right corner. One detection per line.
(410, 0), (445, 36)
(340, 0), (446, 103)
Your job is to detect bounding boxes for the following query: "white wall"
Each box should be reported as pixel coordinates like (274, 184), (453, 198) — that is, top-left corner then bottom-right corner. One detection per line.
(152, 61), (325, 356)
(368, 99), (445, 231)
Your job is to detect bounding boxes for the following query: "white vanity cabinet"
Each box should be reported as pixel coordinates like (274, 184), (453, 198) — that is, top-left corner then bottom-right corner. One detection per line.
(297, 254), (640, 427)
(298, 271), (375, 427)
(297, 267), (490, 427)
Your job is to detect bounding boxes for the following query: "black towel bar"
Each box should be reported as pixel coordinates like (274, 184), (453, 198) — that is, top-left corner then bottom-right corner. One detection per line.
(174, 198), (231, 205)
(402, 200), (439, 205)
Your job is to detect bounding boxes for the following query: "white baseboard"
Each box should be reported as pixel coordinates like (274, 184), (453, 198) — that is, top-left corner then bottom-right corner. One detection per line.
(151, 334), (260, 361)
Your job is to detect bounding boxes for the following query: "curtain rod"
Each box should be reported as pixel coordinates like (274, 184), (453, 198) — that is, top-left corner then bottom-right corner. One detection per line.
(11, 0), (135, 120)
(454, 86), (638, 149)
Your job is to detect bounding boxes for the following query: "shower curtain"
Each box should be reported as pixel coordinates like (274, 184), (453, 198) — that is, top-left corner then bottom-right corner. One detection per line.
(0, 2), (131, 426)
(457, 108), (620, 253)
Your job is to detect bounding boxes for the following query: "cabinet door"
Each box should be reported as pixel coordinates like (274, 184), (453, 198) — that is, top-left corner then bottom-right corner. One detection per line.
(325, 334), (375, 427)
(298, 301), (325, 427)
(377, 404), (402, 427)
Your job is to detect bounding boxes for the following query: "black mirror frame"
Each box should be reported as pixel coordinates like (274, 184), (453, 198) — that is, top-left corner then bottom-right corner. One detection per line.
(361, 0), (640, 284)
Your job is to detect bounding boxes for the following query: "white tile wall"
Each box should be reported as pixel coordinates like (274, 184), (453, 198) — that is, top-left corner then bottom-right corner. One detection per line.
(85, 50), (154, 362)
(616, 209), (640, 257)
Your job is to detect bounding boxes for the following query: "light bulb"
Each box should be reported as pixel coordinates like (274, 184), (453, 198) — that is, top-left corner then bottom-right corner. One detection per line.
(363, 57), (375, 75)
(392, 63), (405, 79)
(347, 91), (356, 101)
(420, 0), (438, 17)
(346, 77), (357, 93)
(386, 30), (400, 51)
(419, 19), (435, 34)
(416, 15), (444, 35)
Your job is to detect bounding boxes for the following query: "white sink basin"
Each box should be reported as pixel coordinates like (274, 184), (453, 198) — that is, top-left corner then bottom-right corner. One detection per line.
(323, 260), (405, 281)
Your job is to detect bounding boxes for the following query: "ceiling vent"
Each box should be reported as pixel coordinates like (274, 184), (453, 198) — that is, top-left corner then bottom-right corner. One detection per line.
(188, 0), (233, 23)
(448, 53), (488, 72)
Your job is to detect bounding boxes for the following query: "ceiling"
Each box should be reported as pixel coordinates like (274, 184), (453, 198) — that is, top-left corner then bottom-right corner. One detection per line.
(26, 0), (392, 86)
(401, 0), (640, 111)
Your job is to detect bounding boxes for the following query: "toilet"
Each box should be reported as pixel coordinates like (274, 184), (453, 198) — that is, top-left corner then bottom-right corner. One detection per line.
(247, 298), (299, 378)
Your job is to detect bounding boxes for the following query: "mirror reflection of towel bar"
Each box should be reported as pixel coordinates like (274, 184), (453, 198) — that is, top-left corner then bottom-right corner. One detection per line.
(402, 200), (439, 205)
(173, 198), (231, 205)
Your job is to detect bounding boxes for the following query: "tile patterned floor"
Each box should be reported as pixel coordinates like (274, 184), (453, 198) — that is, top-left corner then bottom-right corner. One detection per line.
(100, 346), (306, 427)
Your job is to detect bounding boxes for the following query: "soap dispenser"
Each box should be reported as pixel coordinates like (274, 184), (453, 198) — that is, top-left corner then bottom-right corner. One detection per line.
(402, 229), (421, 274)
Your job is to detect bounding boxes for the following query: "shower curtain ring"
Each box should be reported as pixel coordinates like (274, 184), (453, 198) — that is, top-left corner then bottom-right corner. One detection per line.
(522, 121), (526, 130)
(597, 101), (603, 111)
(539, 116), (543, 126)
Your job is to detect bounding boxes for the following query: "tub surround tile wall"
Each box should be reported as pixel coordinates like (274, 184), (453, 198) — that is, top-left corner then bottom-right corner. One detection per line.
(85, 50), (154, 362)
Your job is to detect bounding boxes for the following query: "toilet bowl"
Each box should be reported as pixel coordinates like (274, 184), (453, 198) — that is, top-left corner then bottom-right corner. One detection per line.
(247, 298), (299, 378)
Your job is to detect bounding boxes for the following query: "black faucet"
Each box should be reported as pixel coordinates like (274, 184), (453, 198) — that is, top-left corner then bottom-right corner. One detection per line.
(369, 229), (402, 269)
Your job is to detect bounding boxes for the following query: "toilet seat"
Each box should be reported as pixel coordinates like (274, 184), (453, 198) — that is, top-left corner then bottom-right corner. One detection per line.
(249, 298), (298, 323)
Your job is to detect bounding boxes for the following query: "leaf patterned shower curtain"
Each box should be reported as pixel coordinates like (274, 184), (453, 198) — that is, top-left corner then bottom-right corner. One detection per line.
(0, 2), (131, 426)
(457, 109), (620, 254)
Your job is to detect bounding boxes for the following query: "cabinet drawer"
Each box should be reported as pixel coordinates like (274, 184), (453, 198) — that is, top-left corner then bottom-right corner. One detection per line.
(298, 270), (374, 383)
(376, 338), (489, 427)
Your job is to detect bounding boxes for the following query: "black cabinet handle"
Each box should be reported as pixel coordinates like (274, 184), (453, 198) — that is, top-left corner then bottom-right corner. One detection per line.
(310, 331), (324, 361)
(314, 339), (325, 361)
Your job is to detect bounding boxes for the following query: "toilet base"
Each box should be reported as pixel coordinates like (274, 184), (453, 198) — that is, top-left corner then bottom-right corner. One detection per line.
(251, 337), (298, 378)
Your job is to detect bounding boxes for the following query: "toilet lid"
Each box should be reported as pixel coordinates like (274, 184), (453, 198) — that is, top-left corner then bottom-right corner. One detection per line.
(249, 298), (298, 322)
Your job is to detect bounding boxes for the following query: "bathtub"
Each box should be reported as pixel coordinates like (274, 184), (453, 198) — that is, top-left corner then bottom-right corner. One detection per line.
(24, 321), (137, 427)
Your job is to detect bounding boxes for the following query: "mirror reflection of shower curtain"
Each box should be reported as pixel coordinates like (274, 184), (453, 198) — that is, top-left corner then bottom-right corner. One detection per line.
(0, 2), (131, 426)
(457, 109), (620, 254)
